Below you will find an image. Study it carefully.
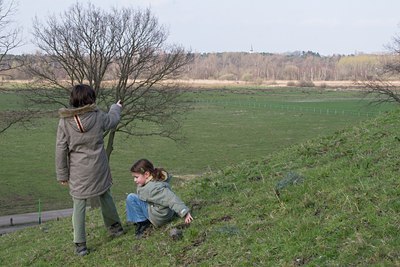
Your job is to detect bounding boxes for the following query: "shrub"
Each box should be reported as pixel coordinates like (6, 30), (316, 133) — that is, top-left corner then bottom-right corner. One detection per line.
(255, 78), (264, 85)
(241, 73), (253, 82)
(297, 80), (315, 87)
(319, 82), (327, 88)
(218, 73), (237, 81)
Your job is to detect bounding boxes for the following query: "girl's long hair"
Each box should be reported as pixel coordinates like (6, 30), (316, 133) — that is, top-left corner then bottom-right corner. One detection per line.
(130, 159), (167, 181)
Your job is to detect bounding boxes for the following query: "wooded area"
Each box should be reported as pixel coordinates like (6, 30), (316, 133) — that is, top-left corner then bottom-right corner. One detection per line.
(0, 51), (392, 83)
(182, 51), (390, 82)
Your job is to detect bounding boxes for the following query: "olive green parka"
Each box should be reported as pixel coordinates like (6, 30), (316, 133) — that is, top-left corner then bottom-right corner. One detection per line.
(55, 103), (121, 199)
(137, 174), (190, 226)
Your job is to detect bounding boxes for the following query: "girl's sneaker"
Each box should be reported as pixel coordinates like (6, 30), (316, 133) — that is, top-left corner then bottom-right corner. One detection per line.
(135, 219), (151, 238)
(75, 242), (88, 256)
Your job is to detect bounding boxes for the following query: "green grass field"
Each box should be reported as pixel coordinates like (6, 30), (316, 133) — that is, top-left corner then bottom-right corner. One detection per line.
(0, 87), (396, 215)
(0, 98), (398, 266)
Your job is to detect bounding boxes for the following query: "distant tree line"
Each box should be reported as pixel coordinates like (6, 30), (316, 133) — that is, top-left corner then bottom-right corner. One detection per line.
(182, 51), (390, 82)
(0, 51), (391, 83)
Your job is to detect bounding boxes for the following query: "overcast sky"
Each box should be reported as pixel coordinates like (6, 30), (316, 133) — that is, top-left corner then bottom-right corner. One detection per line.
(12, 0), (400, 55)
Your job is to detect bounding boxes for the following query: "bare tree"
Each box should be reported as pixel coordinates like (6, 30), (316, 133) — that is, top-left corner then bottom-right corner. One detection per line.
(0, 0), (25, 134)
(363, 77), (400, 104)
(363, 30), (400, 104)
(27, 3), (193, 158)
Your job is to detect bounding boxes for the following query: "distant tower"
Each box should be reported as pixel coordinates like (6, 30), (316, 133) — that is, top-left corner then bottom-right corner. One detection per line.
(250, 45), (254, 53)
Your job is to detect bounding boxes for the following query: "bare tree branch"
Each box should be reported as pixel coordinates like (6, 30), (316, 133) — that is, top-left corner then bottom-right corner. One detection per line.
(0, 110), (37, 134)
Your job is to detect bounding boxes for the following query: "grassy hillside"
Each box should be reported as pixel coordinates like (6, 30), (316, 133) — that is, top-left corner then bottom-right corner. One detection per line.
(2, 88), (395, 216)
(1, 109), (399, 266)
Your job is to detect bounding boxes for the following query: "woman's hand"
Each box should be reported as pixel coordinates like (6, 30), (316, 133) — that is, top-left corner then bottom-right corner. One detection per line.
(184, 212), (193, 224)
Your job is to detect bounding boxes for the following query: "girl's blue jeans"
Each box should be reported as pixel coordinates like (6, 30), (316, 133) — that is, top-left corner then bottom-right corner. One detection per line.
(126, 193), (149, 223)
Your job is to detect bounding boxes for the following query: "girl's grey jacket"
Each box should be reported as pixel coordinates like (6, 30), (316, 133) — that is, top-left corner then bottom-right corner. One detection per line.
(137, 176), (190, 226)
(55, 103), (122, 199)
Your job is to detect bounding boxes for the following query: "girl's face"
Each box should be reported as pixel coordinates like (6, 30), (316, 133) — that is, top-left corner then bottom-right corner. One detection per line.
(132, 171), (150, 187)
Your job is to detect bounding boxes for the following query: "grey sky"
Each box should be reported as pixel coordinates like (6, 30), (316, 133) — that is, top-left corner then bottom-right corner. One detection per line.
(14, 0), (400, 55)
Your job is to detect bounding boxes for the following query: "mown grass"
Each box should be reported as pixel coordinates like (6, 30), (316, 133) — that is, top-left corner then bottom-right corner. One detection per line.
(0, 88), (396, 215)
(0, 107), (399, 266)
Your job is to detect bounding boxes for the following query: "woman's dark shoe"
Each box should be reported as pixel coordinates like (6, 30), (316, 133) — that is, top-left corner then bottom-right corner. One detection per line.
(108, 222), (125, 237)
(75, 242), (88, 256)
(135, 219), (151, 238)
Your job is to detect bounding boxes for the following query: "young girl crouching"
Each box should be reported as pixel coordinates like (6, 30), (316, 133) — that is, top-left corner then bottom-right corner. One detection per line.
(126, 159), (193, 237)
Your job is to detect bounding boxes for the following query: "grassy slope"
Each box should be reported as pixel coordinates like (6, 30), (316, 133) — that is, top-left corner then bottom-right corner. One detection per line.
(3, 88), (395, 216)
(1, 109), (399, 266)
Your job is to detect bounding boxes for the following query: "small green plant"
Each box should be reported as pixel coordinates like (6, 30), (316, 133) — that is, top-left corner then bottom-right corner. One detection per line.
(275, 171), (305, 191)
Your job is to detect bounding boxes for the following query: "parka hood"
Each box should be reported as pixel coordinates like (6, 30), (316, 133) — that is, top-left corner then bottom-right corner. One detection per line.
(58, 104), (97, 118)
(58, 104), (98, 133)
(144, 170), (170, 186)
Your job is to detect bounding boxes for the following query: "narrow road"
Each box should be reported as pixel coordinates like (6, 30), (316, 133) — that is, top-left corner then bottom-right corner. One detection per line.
(0, 208), (73, 235)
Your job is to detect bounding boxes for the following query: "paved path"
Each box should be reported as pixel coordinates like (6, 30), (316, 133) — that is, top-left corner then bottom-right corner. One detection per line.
(0, 208), (73, 235)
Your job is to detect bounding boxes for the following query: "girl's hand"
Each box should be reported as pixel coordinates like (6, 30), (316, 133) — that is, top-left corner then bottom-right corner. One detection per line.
(117, 100), (123, 107)
(184, 212), (193, 224)
(60, 181), (68, 186)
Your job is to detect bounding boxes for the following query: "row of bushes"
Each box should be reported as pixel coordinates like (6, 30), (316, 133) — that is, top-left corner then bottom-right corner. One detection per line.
(211, 73), (319, 88)
(287, 80), (316, 87)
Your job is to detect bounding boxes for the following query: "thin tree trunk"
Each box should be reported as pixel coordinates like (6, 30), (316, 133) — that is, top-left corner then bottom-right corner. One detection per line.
(90, 129), (116, 209)
(105, 129), (116, 160)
